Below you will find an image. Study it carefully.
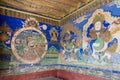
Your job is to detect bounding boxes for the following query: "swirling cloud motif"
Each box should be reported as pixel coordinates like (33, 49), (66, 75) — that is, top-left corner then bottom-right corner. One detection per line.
(107, 0), (120, 8)
(74, 15), (87, 24)
(114, 0), (120, 8)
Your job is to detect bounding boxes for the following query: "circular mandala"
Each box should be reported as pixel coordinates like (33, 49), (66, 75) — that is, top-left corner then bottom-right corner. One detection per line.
(11, 27), (47, 64)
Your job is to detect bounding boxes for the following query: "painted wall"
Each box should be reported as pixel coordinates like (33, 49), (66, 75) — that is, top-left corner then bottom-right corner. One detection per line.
(0, 1), (120, 80)
(59, 1), (120, 80)
(0, 15), (61, 76)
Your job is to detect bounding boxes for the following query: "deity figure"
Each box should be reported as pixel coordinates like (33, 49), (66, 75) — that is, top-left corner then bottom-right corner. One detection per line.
(50, 28), (58, 41)
(62, 31), (74, 61)
(86, 13), (118, 63)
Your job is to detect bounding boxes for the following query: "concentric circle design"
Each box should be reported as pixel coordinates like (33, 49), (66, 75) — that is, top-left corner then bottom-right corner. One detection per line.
(11, 27), (47, 64)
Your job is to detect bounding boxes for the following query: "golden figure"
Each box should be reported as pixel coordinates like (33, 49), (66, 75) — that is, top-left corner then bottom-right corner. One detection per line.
(50, 28), (58, 41)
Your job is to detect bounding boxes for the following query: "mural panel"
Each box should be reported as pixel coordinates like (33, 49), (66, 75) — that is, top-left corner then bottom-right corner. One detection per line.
(0, 1), (120, 80)
(0, 15), (61, 76)
(59, 23), (82, 62)
(59, 2), (120, 79)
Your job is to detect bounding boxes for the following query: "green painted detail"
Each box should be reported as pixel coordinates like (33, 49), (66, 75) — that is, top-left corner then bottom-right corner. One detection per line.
(0, 45), (12, 54)
(93, 38), (104, 50)
(47, 46), (59, 54)
(65, 42), (74, 49)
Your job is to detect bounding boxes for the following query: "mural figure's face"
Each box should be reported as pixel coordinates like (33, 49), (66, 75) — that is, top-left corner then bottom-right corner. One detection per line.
(65, 31), (71, 41)
(94, 21), (102, 31)
(94, 21), (102, 37)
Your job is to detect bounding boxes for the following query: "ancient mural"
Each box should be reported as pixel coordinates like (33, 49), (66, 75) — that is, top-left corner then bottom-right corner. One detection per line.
(0, 16), (61, 76)
(0, 1), (120, 80)
(59, 1), (120, 79)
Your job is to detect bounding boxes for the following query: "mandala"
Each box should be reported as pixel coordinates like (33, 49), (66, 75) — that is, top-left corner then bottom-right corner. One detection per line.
(11, 27), (47, 64)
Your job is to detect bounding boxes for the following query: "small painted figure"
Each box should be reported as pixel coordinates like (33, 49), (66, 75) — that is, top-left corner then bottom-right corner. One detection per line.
(50, 28), (58, 41)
